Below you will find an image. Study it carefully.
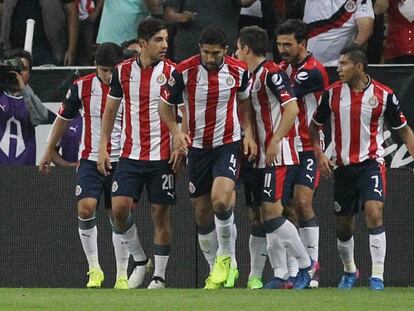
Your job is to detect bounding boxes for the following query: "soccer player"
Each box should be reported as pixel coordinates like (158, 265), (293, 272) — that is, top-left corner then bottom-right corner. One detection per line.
(97, 18), (183, 289)
(159, 26), (257, 289)
(39, 42), (129, 289)
(309, 45), (414, 290)
(235, 25), (318, 289)
(276, 19), (330, 287)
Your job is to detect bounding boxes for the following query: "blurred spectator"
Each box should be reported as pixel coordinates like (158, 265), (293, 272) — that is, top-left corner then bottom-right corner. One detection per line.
(121, 38), (141, 59)
(75, 0), (104, 65)
(367, 0), (385, 64)
(163, 0), (257, 62)
(0, 0), (79, 66)
(51, 115), (81, 166)
(0, 50), (55, 165)
(303, 0), (374, 66)
(96, 0), (159, 45)
(375, 0), (414, 64)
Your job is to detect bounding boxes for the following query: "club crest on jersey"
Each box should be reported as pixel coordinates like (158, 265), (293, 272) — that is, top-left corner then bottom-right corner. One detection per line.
(368, 96), (379, 107)
(345, 0), (357, 12)
(75, 185), (82, 196)
(157, 73), (167, 85)
(189, 182), (196, 194)
(253, 80), (261, 92)
(112, 181), (119, 193)
(271, 74), (283, 86)
(168, 76), (176, 87)
(226, 75), (235, 87)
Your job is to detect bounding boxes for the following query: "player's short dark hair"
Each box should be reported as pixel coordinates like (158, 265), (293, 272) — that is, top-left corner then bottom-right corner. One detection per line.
(276, 19), (308, 43)
(95, 42), (124, 67)
(137, 17), (167, 41)
(6, 49), (32, 71)
(199, 27), (227, 48)
(121, 39), (140, 50)
(238, 26), (268, 57)
(340, 44), (368, 71)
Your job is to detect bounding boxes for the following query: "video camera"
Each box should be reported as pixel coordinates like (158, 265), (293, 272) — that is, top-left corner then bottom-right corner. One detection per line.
(0, 42), (24, 91)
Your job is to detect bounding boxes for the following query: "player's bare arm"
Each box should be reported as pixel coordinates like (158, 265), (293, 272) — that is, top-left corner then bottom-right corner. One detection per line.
(309, 120), (332, 178)
(159, 100), (191, 153)
(397, 125), (414, 160)
(238, 97), (257, 161)
(265, 100), (299, 167)
(97, 96), (120, 176)
(39, 117), (70, 175)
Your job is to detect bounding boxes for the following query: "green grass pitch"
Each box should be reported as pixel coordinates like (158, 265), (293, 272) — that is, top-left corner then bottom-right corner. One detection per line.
(1, 288), (414, 311)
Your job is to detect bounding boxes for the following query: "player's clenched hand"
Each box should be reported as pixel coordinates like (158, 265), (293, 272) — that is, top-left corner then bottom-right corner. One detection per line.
(243, 134), (257, 162)
(97, 148), (112, 176)
(39, 152), (52, 175)
(169, 150), (186, 174)
(173, 132), (191, 153)
(265, 141), (279, 167)
(317, 153), (334, 178)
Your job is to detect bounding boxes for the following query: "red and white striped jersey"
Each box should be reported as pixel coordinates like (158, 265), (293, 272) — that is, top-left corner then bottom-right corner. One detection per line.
(58, 73), (123, 162)
(161, 55), (251, 149)
(303, 0), (374, 66)
(313, 77), (407, 166)
(76, 0), (95, 21)
(109, 58), (177, 161)
(280, 54), (329, 152)
(250, 60), (298, 168)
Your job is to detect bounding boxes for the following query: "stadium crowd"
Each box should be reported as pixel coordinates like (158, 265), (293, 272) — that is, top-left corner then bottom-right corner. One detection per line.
(1, 0), (414, 291)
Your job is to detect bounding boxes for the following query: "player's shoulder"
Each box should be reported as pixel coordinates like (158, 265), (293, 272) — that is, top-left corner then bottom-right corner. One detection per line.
(371, 79), (394, 94)
(262, 60), (284, 74)
(224, 55), (248, 71)
(177, 55), (200, 72)
(73, 72), (96, 85)
(326, 80), (344, 92)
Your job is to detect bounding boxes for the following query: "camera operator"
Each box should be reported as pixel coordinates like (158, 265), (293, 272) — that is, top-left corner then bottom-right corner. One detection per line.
(0, 51), (54, 165)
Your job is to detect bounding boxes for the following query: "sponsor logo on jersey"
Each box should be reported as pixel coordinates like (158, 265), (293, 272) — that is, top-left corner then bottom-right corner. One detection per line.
(271, 74), (283, 86)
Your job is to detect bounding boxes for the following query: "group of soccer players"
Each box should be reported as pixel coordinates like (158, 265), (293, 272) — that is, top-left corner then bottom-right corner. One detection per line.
(39, 15), (414, 291)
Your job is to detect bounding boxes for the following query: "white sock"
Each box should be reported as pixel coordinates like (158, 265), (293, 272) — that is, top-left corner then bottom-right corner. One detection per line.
(299, 226), (319, 262)
(370, 232), (386, 280)
(215, 212), (234, 257)
(248, 234), (267, 279)
(230, 222), (237, 268)
(337, 237), (357, 273)
(286, 252), (299, 278)
(79, 226), (100, 270)
(198, 230), (218, 272)
(273, 219), (311, 269)
(112, 232), (129, 279)
(266, 233), (288, 280)
(121, 223), (146, 262)
(154, 255), (169, 280)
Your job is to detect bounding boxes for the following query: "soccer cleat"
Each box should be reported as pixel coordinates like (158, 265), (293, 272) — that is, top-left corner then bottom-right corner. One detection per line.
(223, 267), (239, 288)
(264, 277), (294, 289)
(337, 269), (359, 290)
(247, 277), (264, 290)
(86, 268), (104, 288)
(114, 277), (129, 289)
(309, 261), (320, 288)
(128, 258), (153, 288)
(148, 276), (166, 289)
(369, 277), (384, 291)
(210, 255), (231, 284)
(204, 274), (223, 289)
(294, 260), (319, 289)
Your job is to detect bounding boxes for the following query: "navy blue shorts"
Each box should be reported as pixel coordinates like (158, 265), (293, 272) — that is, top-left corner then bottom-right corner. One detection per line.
(187, 141), (241, 197)
(111, 158), (175, 205)
(255, 165), (298, 207)
(294, 151), (320, 190)
(333, 160), (386, 216)
(75, 159), (117, 209)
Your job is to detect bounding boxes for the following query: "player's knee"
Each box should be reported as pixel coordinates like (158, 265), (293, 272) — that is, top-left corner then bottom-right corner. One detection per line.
(212, 197), (230, 213)
(77, 202), (96, 219)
